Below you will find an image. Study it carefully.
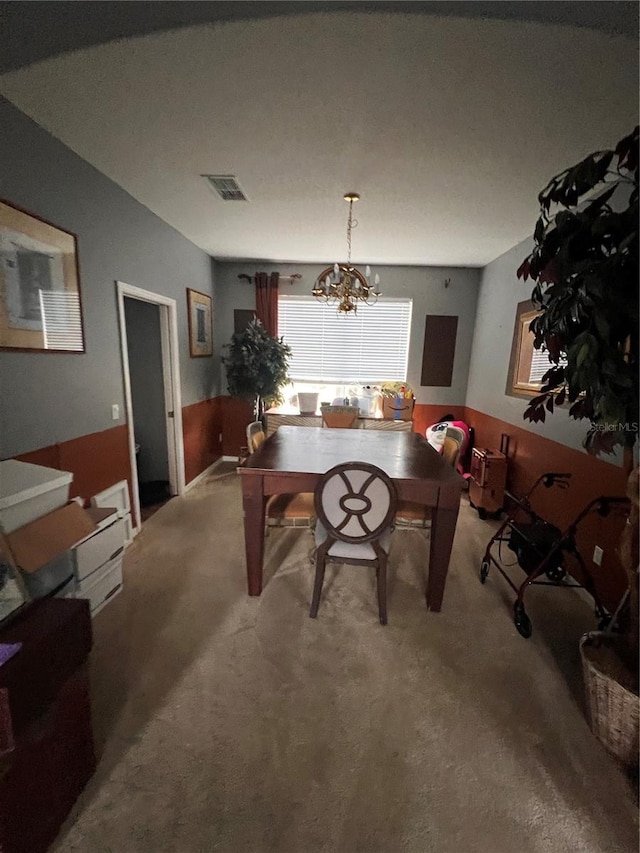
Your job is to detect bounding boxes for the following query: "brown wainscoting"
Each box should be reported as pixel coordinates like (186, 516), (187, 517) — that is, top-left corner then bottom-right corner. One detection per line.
(14, 425), (133, 508)
(182, 397), (224, 485)
(463, 407), (629, 612)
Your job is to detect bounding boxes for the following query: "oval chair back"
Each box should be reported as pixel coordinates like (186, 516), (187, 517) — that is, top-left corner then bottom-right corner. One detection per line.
(311, 462), (397, 624)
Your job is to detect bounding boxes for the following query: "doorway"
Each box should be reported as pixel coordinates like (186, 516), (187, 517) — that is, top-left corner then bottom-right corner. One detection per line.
(116, 281), (185, 529)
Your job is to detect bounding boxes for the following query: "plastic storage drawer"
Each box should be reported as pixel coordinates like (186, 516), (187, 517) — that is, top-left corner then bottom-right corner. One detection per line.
(76, 550), (123, 615)
(74, 514), (126, 582)
(0, 460), (72, 534)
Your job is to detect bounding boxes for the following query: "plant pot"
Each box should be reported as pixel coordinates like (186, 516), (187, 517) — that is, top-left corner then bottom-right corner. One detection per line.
(579, 632), (639, 768)
(297, 392), (319, 415)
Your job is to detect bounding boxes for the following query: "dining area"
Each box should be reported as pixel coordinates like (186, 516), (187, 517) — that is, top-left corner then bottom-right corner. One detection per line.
(238, 425), (464, 622)
(42, 431), (638, 853)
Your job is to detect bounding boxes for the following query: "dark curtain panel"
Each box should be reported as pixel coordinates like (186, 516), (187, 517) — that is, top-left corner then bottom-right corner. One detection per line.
(255, 271), (279, 337)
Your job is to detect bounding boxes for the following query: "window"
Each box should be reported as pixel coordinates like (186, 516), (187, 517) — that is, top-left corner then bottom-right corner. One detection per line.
(278, 296), (412, 384)
(508, 300), (567, 396)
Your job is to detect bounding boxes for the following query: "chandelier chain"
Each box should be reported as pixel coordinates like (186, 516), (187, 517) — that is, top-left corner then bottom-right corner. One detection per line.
(346, 200), (358, 265)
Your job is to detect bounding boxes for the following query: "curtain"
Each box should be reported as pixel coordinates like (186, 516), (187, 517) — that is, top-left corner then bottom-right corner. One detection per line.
(255, 271), (279, 337)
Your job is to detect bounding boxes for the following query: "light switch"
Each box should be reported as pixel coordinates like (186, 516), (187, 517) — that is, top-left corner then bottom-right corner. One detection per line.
(111, 404), (120, 421)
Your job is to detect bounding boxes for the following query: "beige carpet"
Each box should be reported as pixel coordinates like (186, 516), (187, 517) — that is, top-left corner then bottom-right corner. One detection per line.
(53, 464), (638, 853)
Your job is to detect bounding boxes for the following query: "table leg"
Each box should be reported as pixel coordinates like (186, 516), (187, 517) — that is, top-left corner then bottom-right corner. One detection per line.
(427, 500), (460, 612)
(241, 474), (266, 596)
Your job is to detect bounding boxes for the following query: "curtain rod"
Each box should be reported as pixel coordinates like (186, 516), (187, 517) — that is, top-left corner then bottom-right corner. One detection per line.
(238, 273), (301, 283)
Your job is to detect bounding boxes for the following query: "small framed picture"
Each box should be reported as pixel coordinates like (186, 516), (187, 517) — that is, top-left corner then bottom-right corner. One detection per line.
(0, 199), (85, 352)
(187, 288), (213, 357)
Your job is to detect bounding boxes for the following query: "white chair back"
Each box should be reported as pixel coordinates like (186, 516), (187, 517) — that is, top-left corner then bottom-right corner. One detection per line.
(315, 462), (396, 543)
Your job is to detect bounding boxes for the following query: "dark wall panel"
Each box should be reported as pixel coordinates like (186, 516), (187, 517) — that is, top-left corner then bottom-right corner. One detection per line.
(420, 315), (458, 387)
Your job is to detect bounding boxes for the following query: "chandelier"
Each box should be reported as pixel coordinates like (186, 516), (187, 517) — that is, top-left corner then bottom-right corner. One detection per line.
(312, 192), (381, 314)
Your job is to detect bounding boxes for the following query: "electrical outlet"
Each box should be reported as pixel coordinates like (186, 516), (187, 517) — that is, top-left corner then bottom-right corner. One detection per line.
(593, 545), (603, 566)
(111, 404), (120, 421)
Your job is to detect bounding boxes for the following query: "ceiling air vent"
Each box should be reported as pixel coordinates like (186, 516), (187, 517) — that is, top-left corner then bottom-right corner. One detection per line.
(202, 175), (248, 201)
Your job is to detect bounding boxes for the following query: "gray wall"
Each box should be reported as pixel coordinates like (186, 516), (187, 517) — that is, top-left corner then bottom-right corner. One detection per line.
(0, 96), (218, 459)
(215, 262), (481, 406)
(123, 298), (169, 483)
(466, 236), (623, 461)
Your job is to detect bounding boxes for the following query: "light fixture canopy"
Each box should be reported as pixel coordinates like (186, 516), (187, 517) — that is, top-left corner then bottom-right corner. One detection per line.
(312, 193), (381, 314)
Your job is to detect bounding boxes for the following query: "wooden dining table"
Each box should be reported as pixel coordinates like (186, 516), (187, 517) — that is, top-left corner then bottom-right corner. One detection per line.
(238, 426), (464, 611)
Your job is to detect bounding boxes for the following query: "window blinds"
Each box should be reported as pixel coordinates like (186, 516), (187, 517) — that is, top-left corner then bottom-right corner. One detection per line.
(529, 347), (567, 383)
(278, 296), (412, 383)
(39, 291), (84, 351)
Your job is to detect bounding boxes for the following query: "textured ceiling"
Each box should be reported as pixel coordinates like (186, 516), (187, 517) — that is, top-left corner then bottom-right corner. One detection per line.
(0, 9), (637, 266)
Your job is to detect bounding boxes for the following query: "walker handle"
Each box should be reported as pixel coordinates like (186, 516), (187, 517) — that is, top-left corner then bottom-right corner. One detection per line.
(542, 473), (572, 489)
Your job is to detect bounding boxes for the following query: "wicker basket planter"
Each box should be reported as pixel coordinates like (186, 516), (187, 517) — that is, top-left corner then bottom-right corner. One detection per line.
(580, 632), (639, 768)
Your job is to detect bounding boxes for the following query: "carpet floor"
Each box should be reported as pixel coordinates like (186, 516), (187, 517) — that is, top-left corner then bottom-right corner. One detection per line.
(52, 464), (638, 853)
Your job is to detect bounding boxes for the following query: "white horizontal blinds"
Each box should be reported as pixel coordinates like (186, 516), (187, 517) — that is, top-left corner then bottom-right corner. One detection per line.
(279, 296), (412, 383)
(39, 291), (83, 351)
(529, 348), (567, 383)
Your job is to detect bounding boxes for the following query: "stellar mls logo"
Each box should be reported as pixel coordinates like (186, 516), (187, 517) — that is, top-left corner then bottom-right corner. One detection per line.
(593, 422), (639, 432)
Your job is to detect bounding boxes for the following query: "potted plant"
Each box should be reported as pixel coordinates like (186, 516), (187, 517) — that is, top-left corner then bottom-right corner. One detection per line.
(222, 317), (292, 422)
(517, 126), (638, 766)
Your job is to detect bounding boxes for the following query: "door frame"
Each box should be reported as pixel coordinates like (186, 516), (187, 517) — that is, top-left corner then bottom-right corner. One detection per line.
(116, 281), (185, 529)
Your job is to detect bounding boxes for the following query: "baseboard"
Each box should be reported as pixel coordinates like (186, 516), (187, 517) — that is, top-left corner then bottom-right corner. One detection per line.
(184, 458), (226, 492)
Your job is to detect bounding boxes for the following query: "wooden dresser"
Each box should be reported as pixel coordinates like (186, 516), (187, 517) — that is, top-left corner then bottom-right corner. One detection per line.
(0, 598), (95, 853)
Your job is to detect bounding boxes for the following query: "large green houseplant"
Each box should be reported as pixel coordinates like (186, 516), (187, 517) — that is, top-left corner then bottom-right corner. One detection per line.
(517, 126), (638, 765)
(517, 125), (638, 459)
(222, 318), (292, 421)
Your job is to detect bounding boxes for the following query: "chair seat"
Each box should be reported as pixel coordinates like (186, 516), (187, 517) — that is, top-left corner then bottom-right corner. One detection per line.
(315, 520), (391, 559)
(394, 500), (432, 528)
(266, 492), (315, 527)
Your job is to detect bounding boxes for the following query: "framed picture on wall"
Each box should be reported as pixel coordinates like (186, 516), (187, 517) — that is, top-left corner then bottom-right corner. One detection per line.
(0, 199), (85, 352)
(187, 288), (213, 357)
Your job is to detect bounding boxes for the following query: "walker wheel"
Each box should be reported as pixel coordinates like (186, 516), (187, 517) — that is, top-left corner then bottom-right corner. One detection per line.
(480, 560), (489, 584)
(545, 565), (566, 583)
(513, 602), (532, 638)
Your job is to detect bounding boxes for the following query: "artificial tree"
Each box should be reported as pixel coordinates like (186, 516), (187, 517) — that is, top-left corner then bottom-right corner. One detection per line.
(517, 127), (638, 711)
(517, 125), (638, 459)
(222, 318), (292, 421)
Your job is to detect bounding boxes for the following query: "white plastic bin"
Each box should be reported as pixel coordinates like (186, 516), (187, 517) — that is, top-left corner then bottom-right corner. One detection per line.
(358, 393), (377, 417)
(0, 460), (73, 534)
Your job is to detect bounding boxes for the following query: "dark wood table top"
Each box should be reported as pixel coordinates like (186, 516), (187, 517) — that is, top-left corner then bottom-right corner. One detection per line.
(239, 426), (462, 484)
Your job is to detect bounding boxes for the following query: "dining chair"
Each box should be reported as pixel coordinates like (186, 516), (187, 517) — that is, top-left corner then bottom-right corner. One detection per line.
(441, 434), (462, 469)
(245, 421), (315, 529)
(310, 461), (397, 624)
(394, 435), (461, 530)
(320, 405), (359, 429)
(246, 421), (266, 453)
